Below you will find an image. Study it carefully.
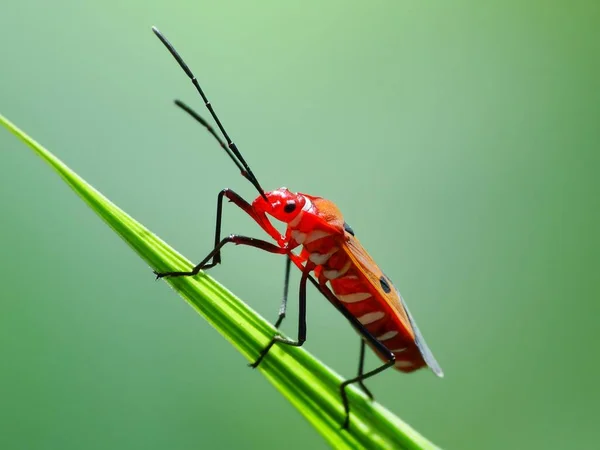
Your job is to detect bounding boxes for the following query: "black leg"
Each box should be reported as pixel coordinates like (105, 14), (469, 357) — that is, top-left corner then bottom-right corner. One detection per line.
(250, 265), (310, 368)
(153, 188), (276, 278)
(340, 355), (395, 429)
(357, 339), (374, 400)
(274, 256), (292, 329)
(304, 277), (395, 429)
(204, 188), (258, 269)
(154, 234), (287, 278)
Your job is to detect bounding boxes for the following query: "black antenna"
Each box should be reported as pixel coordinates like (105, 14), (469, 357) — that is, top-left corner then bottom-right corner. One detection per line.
(174, 99), (254, 181)
(173, 99), (244, 172)
(152, 26), (268, 201)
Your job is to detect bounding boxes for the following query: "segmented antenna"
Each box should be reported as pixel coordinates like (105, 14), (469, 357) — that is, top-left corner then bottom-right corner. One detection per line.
(174, 100), (237, 165)
(152, 26), (267, 201)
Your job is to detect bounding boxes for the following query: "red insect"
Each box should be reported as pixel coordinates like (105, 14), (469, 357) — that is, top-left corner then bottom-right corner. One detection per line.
(152, 26), (443, 428)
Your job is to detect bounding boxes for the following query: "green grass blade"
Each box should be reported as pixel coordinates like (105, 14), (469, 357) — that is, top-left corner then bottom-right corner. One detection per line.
(1, 113), (441, 450)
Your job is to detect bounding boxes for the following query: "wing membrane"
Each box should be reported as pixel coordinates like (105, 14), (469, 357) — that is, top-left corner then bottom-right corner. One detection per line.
(342, 236), (443, 376)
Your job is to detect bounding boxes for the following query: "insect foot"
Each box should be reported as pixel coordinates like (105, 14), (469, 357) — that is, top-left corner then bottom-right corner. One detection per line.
(153, 270), (167, 280)
(248, 337), (280, 368)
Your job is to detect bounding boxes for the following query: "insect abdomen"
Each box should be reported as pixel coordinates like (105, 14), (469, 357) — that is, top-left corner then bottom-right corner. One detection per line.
(327, 269), (427, 373)
(290, 195), (429, 373)
(301, 234), (426, 373)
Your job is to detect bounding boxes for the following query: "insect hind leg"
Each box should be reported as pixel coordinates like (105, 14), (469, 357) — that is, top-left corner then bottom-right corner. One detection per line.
(340, 351), (394, 429)
(357, 338), (374, 400)
(305, 279), (396, 429)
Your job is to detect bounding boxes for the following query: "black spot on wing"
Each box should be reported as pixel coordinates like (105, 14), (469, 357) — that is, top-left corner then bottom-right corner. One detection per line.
(379, 275), (391, 293)
(343, 222), (355, 236)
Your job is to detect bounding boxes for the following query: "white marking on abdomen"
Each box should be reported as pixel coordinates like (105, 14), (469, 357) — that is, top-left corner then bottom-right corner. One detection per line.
(323, 260), (351, 280)
(338, 292), (371, 303)
(309, 249), (338, 265)
(395, 360), (413, 368)
(391, 347), (407, 353)
(304, 229), (332, 244)
(377, 331), (398, 341)
(291, 230), (307, 244)
(357, 311), (385, 325)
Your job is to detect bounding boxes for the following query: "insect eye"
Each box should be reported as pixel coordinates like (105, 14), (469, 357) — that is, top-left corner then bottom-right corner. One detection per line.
(284, 201), (297, 213)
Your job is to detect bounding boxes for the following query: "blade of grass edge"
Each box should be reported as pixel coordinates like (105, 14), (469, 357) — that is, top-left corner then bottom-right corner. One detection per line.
(0, 113), (441, 450)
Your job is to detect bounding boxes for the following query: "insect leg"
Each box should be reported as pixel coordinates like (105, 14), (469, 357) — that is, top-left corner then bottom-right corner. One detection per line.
(249, 265), (310, 368)
(357, 339), (374, 400)
(205, 188), (267, 268)
(153, 188), (274, 278)
(339, 342), (394, 429)
(154, 235), (287, 278)
(304, 278), (395, 428)
(274, 256), (292, 329)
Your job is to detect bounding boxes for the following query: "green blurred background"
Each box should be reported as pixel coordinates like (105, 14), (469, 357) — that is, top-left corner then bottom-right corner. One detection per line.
(1, 1), (598, 449)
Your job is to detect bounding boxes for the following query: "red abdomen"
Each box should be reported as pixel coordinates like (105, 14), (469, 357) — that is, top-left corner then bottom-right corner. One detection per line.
(302, 234), (427, 373)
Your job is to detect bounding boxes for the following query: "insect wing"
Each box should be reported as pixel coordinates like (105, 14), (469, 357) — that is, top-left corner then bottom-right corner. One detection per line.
(342, 235), (443, 376)
(341, 236), (412, 334)
(396, 288), (444, 377)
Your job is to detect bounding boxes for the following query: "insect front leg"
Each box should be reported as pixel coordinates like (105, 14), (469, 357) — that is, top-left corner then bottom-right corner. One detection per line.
(154, 235), (287, 278)
(204, 188), (263, 269)
(249, 264), (311, 368)
(154, 188), (278, 278)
